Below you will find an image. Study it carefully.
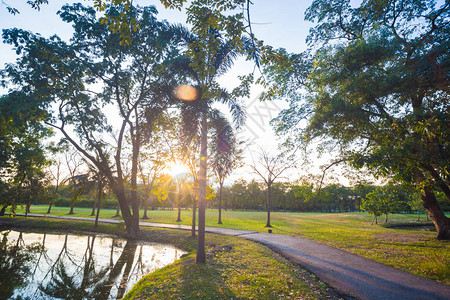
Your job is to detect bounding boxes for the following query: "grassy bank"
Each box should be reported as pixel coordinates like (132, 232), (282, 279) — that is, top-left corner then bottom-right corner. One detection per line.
(0, 216), (340, 299)
(13, 205), (450, 284)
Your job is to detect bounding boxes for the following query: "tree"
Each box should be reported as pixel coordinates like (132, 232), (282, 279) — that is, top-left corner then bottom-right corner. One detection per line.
(1, 0), (49, 14)
(45, 142), (73, 214)
(210, 114), (243, 224)
(361, 186), (400, 224)
(250, 147), (295, 228)
(268, 0), (450, 239)
(173, 12), (249, 262)
(138, 117), (171, 220)
(172, 172), (189, 222)
(0, 93), (51, 215)
(2, 3), (180, 238)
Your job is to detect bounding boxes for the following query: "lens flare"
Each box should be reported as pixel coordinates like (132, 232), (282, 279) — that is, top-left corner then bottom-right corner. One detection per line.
(174, 84), (198, 101)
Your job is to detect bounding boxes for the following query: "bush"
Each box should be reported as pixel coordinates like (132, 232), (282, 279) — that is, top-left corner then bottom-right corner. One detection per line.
(54, 198), (118, 209)
(54, 198), (71, 207)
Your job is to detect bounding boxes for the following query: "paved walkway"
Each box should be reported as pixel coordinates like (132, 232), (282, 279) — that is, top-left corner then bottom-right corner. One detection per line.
(14, 214), (450, 300)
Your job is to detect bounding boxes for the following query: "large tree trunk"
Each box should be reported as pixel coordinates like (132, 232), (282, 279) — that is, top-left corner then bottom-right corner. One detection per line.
(265, 183), (272, 228)
(196, 114), (207, 264)
(218, 183), (223, 224)
(112, 183), (139, 238)
(130, 135), (140, 226)
(422, 185), (450, 240)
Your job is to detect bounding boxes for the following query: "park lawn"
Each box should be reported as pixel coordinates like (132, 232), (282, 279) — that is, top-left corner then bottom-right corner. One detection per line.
(0, 216), (338, 299)
(13, 205), (450, 284)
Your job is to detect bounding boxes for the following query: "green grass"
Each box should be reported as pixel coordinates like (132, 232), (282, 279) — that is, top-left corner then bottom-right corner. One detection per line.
(125, 236), (336, 299)
(0, 216), (338, 299)
(13, 205), (450, 284)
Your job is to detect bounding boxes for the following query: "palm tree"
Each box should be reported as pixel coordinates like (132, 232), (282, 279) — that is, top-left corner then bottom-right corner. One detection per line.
(173, 25), (248, 263)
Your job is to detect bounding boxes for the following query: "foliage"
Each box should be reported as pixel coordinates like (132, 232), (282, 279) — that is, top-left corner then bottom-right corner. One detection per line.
(0, 93), (51, 212)
(361, 187), (397, 224)
(171, 2), (250, 261)
(1, 2), (182, 237)
(1, 0), (48, 14)
(267, 0), (450, 238)
(210, 114), (243, 185)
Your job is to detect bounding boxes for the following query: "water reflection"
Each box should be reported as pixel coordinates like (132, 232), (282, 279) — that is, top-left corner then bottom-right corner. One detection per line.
(0, 230), (185, 299)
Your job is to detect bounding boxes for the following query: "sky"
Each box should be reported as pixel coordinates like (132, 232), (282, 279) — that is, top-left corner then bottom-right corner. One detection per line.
(0, 0), (350, 186)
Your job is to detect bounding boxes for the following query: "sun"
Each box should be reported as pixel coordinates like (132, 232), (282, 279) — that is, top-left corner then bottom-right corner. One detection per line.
(167, 163), (190, 177)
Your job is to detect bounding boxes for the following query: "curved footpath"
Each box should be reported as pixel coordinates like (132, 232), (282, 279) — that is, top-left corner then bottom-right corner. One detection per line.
(15, 214), (450, 300)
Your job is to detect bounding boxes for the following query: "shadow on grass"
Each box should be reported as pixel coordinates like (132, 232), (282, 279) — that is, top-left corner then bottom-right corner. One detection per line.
(179, 257), (236, 299)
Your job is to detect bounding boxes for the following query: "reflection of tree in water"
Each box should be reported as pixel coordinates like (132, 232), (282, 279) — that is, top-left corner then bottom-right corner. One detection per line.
(39, 235), (110, 299)
(95, 240), (138, 299)
(0, 231), (175, 299)
(0, 231), (42, 299)
(38, 235), (138, 299)
(31, 233), (49, 277)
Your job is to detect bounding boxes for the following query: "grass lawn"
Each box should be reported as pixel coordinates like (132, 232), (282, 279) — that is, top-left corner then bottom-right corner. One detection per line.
(0, 216), (338, 299)
(13, 204), (450, 284)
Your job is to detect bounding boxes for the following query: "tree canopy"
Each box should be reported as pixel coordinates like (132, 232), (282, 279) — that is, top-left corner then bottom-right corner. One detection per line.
(1, 2), (182, 237)
(267, 0), (450, 239)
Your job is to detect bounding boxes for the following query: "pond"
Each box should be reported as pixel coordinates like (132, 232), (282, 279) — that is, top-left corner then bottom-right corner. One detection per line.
(0, 229), (186, 299)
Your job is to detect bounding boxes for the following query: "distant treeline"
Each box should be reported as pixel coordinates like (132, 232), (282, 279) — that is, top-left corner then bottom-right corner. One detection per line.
(209, 180), (435, 213)
(42, 179), (449, 214)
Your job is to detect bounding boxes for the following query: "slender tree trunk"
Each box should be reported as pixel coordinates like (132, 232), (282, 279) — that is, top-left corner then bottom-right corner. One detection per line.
(142, 196), (149, 219)
(192, 190), (197, 237)
(0, 205), (6, 216)
(114, 204), (121, 217)
(422, 185), (450, 240)
(218, 183), (223, 224)
(177, 198), (182, 222)
(90, 201), (96, 216)
(47, 184), (59, 214)
(25, 202), (30, 217)
(47, 202), (54, 214)
(69, 202), (75, 215)
(197, 114), (207, 264)
(95, 179), (103, 228)
(265, 183), (272, 228)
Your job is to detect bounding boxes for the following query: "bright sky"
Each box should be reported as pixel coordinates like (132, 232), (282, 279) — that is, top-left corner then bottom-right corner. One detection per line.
(1, 0), (348, 186)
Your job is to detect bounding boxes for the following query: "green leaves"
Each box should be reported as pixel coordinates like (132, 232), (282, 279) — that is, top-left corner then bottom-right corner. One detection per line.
(270, 0), (449, 197)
